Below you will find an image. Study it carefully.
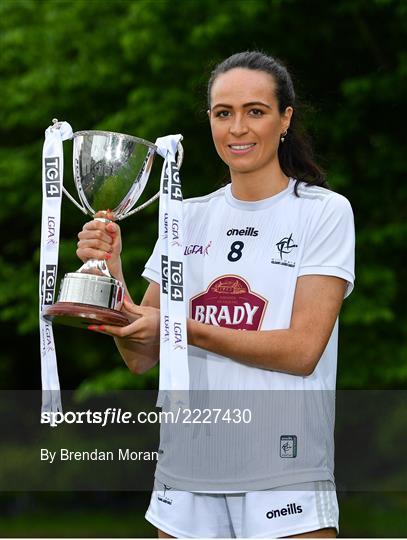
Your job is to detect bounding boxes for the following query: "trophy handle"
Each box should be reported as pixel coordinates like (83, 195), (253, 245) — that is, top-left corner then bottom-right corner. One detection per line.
(116, 141), (184, 222)
(62, 186), (90, 216)
(115, 192), (159, 221)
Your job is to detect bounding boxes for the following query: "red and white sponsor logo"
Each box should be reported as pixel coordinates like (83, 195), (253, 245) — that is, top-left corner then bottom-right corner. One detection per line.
(190, 275), (267, 330)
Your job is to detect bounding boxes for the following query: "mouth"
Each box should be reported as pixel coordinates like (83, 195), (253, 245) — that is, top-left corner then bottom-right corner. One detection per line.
(228, 143), (256, 155)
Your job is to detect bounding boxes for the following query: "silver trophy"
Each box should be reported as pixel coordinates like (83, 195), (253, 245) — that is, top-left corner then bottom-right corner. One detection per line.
(42, 125), (182, 328)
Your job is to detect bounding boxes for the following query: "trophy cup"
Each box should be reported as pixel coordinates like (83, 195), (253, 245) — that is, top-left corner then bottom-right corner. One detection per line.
(42, 128), (182, 328)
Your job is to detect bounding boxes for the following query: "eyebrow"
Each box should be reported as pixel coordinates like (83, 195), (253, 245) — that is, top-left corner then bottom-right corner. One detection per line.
(211, 101), (272, 110)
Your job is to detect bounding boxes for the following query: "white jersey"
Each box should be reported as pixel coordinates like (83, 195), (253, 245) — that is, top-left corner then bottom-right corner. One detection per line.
(142, 178), (355, 491)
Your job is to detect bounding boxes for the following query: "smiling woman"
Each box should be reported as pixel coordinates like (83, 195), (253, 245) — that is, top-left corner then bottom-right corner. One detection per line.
(209, 68), (292, 195)
(206, 52), (327, 201)
(76, 51), (355, 539)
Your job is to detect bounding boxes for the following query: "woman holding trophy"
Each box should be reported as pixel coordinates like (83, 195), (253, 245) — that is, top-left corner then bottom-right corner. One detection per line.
(77, 52), (355, 538)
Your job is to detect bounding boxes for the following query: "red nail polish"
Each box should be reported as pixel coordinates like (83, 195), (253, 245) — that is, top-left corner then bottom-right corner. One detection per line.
(88, 325), (96, 331)
(98, 325), (106, 332)
(105, 253), (111, 260)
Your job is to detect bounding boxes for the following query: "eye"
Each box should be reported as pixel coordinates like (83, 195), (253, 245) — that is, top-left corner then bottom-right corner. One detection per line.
(215, 110), (231, 118)
(249, 108), (264, 117)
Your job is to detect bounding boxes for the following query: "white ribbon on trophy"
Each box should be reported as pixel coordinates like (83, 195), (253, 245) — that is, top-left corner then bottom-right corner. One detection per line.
(39, 125), (189, 413)
(155, 135), (189, 407)
(39, 120), (73, 413)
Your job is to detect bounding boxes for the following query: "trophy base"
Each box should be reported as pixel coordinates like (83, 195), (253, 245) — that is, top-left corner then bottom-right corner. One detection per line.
(42, 302), (130, 329)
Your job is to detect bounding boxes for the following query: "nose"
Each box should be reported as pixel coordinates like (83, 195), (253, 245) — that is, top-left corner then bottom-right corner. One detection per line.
(230, 113), (249, 136)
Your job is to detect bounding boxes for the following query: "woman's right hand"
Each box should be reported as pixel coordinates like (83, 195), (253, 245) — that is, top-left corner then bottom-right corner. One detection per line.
(88, 298), (161, 374)
(76, 211), (123, 277)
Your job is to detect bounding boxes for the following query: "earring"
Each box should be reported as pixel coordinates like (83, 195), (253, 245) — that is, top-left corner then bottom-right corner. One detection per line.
(280, 130), (288, 143)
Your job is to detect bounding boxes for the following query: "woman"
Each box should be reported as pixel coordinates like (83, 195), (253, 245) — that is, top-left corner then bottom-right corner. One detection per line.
(78, 51), (355, 538)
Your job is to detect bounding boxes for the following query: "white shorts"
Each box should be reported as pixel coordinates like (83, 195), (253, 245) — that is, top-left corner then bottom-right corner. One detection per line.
(145, 479), (339, 538)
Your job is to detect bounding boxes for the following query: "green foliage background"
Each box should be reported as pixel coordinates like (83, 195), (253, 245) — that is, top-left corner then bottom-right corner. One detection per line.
(0, 0), (406, 537)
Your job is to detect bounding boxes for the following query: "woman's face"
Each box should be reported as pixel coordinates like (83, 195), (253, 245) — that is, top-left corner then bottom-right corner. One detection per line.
(209, 68), (292, 176)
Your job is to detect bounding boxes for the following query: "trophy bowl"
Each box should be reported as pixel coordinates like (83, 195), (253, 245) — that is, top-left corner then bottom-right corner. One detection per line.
(42, 130), (158, 328)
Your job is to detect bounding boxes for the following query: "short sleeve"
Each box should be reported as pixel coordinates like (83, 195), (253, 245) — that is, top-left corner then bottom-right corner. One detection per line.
(298, 194), (355, 298)
(141, 238), (160, 284)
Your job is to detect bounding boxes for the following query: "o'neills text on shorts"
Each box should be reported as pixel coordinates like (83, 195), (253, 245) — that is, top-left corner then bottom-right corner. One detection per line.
(266, 503), (303, 519)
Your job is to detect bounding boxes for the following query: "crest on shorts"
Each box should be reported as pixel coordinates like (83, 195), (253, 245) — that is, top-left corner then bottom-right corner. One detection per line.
(157, 483), (173, 505)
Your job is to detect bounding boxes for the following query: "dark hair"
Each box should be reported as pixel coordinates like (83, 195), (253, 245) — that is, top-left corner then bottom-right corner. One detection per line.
(207, 51), (328, 194)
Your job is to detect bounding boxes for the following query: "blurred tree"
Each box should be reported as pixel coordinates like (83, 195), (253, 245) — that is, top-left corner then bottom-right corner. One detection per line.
(0, 1), (406, 538)
(0, 0), (405, 392)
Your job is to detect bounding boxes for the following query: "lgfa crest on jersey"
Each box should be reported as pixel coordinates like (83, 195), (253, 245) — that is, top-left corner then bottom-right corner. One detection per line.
(190, 275), (268, 330)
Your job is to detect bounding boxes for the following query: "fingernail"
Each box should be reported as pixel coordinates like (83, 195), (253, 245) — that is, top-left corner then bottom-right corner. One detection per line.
(124, 294), (130, 301)
(98, 325), (106, 332)
(88, 325), (97, 331)
(105, 253), (111, 260)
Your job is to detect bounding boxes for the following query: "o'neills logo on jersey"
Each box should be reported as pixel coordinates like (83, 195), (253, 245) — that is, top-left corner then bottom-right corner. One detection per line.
(227, 227), (258, 237)
(266, 503), (302, 519)
(190, 275), (267, 330)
